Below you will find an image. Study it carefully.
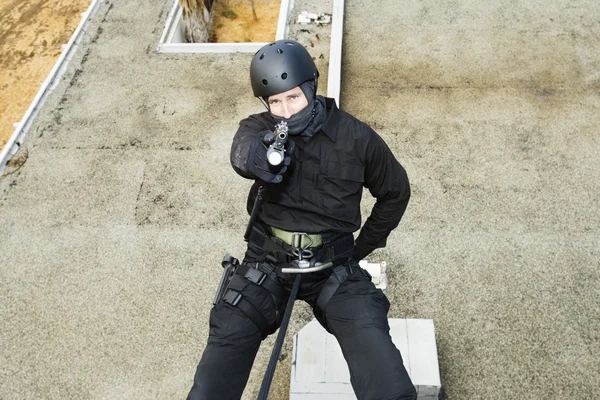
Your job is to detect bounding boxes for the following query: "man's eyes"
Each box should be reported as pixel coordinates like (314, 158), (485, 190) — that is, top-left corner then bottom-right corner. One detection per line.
(270, 95), (299, 105)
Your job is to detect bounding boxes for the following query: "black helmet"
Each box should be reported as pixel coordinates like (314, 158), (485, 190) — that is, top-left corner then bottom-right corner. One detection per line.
(250, 40), (319, 98)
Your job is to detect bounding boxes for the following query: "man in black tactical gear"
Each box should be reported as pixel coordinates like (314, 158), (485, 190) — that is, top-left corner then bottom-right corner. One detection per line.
(187, 40), (416, 400)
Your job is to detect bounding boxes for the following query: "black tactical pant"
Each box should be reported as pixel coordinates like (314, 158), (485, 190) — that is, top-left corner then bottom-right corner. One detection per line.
(187, 244), (416, 400)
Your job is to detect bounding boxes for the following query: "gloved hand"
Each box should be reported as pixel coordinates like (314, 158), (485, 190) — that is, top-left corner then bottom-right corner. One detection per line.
(353, 240), (371, 261)
(247, 131), (295, 183)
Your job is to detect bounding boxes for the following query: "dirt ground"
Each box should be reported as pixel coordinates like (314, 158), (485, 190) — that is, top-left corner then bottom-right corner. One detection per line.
(0, 0), (90, 152)
(211, 0), (279, 43)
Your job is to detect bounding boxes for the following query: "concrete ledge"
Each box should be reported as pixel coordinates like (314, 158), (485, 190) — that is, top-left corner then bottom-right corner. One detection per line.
(156, 0), (293, 53)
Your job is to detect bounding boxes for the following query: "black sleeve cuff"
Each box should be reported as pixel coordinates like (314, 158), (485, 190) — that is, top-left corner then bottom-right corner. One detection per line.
(353, 240), (373, 261)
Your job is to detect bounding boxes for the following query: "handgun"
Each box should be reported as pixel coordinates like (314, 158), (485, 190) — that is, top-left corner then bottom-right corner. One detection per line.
(264, 121), (289, 166)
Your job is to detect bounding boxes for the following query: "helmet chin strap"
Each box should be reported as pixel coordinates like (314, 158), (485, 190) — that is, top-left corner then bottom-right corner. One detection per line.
(258, 97), (270, 111)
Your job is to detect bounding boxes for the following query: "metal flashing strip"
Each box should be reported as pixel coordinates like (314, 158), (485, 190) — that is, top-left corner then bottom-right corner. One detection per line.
(157, 0), (180, 47)
(156, 0), (294, 54)
(0, 0), (105, 177)
(327, 0), (345, 105)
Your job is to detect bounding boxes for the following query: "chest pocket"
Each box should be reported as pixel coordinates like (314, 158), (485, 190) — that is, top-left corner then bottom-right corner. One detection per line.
(325, 161), (364, 182)
(317, 161), (364, 217)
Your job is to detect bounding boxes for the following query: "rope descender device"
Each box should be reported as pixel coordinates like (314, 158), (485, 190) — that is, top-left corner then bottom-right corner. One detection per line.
(281, 232), (333, 274)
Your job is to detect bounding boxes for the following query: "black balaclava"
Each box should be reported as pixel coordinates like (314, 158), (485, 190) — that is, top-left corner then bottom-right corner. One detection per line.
(267, 80), (326, 138)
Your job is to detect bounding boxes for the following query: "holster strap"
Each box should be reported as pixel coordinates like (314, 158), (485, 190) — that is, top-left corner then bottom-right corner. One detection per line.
(236, 262), (288, 301)
(315, 263), (371, 332)
(222, 276), (271, 339)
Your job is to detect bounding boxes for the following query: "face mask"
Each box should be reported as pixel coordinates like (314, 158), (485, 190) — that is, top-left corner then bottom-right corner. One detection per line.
(273, 102), (315, 135)
(269, 80), (324, 137)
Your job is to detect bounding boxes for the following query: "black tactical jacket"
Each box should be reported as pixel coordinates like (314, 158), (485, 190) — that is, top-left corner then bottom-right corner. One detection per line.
(230, 97), (410, 260)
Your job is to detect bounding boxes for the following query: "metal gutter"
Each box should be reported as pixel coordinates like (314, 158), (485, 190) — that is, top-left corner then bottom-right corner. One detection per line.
(0, 0), (105, 177)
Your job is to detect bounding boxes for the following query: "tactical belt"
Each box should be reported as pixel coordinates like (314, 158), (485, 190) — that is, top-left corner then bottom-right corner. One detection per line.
(270, 226), (323, 248)
(247, 224), (355, 267)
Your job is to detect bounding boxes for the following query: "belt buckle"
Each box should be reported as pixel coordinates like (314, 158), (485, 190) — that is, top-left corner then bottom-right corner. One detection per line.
(290, 232), (314, 261)
(291, 232), (314, 248)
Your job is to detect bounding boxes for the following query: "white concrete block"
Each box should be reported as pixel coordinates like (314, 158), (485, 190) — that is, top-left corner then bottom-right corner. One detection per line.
(406, 319), (442, 395)
(293, 321), (328, 386)
(291, 320), (355, 396)
(292, 394), (355, 400)
(388, 319), (410, 375)
(358, 260), (388, 290)
(290, 319), (441, 400)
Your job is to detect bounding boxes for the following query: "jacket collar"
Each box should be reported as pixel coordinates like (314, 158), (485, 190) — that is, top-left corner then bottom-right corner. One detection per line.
(319, 97), (340, 142)
(264, 97), (339, 143)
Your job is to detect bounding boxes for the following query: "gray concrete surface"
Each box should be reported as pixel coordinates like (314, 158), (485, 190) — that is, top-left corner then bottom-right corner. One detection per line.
(1, 0), (599, 399)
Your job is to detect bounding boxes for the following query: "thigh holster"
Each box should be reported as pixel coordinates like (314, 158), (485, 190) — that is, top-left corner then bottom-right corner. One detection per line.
(221, 263), (288, 339)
